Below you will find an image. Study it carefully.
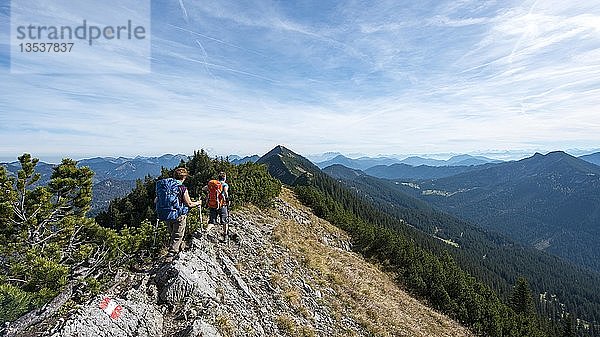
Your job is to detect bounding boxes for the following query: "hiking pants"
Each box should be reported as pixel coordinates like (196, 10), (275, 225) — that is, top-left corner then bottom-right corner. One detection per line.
(166, 214), (187, 253)
(209, 207), (229, 225)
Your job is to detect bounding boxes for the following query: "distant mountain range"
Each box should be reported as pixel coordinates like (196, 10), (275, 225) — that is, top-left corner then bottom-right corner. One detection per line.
(400, 154), (502, 167)
(2, 152), (266, 215)
(316, 154), (401, 170)
(316, 154), (501, 170)
(580, 152), (600, 166)
(323, 163), (493, 181)
(305, 151), (343, 163)
(228, 155), (260, 165)
(396, 151), (600, 273)
(363, 163), (496, 180)
(78, 154), (188, 183)
(2, 154), (189, 215)
(324, 151), (600, 273)
(2, 160), (55, 186)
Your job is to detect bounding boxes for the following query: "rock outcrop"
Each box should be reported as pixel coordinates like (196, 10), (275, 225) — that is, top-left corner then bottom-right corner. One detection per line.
(47, 189), (473, 337)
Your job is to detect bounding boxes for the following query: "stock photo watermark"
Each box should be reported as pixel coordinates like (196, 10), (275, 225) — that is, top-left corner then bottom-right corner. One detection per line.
(10, 0), (151, 74)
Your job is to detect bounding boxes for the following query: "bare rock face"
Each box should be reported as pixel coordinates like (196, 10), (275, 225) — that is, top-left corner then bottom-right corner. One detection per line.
(176, 319), (221, 337)
(50, 290), (163, 337)
(155, 243), (220, 304)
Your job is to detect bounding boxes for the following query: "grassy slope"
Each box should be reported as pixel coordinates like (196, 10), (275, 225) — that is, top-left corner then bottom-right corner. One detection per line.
(265, 187), (473, 337)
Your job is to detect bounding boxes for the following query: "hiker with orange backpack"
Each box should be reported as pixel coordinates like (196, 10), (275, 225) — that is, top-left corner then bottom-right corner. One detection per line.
(206, 171), (230, 240)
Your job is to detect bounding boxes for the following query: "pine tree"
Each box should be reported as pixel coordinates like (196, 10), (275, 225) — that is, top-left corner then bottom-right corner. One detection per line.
(0, 154), (118, 324)
(511, 276), (536, 317)
(562, 313), (577, 337)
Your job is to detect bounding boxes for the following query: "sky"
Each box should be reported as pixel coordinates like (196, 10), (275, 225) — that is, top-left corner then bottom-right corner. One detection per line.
(1, 0), (600, 162)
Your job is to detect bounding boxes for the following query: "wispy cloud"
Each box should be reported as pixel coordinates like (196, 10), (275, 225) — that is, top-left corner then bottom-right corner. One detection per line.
(0, 0), (599, 160)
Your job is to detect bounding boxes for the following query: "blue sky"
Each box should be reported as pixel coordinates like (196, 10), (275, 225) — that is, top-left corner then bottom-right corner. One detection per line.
(1, 0), (600, 162)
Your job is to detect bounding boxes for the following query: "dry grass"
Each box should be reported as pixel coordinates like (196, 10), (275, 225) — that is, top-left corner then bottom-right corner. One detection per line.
(215, 314), (235, 337)
(276, 315), (316, 337)
(283, 289), (302, 308)
(276, 315), (297, 335)
(270, 272), (284, 288)
(272, 187), (474, 337)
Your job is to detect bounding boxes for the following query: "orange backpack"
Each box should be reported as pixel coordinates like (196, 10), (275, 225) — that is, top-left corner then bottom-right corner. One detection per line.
(207, 179), (226, 209)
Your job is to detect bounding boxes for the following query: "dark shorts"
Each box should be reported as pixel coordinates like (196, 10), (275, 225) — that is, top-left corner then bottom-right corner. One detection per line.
(208, 206), (228, 225)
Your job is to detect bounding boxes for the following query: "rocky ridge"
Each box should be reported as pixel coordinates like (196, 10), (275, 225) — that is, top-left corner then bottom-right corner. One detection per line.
(46, 189), (472, 337)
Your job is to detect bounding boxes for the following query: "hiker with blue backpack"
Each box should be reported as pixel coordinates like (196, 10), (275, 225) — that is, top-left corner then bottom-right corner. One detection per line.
(155, 167), (201, 260)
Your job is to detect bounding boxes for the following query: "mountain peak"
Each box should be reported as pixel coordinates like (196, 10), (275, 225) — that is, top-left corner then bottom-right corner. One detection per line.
(526, 151), (583, 166)
(258, 146), (321, 185)
(545, 150), (570, 157)
(157, 153), (186, 160)
(260, 145), (295, 159)
(273, 144), (291, 153)
(530, 151), (570, 158)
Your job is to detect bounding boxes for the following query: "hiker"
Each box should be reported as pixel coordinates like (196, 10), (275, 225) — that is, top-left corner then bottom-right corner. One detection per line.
(206, 171), (230, 240)
(155, 167), (201, 260)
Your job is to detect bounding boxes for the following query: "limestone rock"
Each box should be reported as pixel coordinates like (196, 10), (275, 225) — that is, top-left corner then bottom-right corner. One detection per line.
(177, 319), (221, 337)
(50, 292), (162, 337)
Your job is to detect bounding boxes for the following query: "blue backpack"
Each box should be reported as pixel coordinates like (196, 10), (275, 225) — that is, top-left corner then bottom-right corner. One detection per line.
(155, 178), (188, 220)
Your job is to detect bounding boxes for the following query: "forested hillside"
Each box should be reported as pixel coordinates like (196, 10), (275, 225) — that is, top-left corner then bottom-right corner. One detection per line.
(403, 151), (600, 273)
(261, 146), (599, 337)
(325, 165), (600, 328)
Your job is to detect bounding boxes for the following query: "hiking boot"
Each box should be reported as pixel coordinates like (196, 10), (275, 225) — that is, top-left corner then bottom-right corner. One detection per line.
(219, 232), (229, 244)
(164, 252), (177, 263)
(229, 231), (240, 243)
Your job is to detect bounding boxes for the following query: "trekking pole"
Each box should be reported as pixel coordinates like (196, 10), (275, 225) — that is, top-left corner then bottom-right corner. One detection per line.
(197, 202), (205, 240)
(198, 202), (202, 224)
(153, 218), (160, 247)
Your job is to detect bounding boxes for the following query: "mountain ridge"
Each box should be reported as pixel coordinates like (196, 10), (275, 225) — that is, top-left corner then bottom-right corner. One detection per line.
(363, 162), (494, 180)
(35, 190), (473, 337)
